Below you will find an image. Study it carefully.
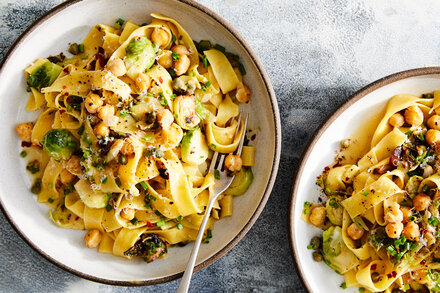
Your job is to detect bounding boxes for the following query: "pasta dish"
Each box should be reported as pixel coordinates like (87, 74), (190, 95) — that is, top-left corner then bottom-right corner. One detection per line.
(304, 92), (440, 292)
(15, 14), (255, 263)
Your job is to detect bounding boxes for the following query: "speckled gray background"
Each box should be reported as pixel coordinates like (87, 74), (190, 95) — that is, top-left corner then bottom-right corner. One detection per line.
(1, 0), (440, 292)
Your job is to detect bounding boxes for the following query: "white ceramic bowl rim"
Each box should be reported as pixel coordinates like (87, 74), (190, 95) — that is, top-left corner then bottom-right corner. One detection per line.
(0, 0), (281, 286)
(288, 67), (440, 293)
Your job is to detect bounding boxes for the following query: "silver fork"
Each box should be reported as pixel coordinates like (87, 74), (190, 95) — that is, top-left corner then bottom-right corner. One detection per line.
(177, 113), (249, 293)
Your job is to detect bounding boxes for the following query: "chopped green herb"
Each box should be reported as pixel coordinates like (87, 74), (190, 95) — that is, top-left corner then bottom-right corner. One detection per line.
(400, 200), (408, 206)
(101, 176), (108, 184)
(213, 44), (226, 53)
(214, 170), (220, 180)
(114, 18), (125, 30)
(120, 110), (129, 118)
(156, 220), (165, 227)
(363, 191), (369, 196)
(303, 201), (311, 215)
(105, 204), (112, 212)
(359, 288), (365, 293)
(147, 92), (154, 97)
(171, 34), (176, 43)
(48, 198), (54, 204)
(394, 235), (406, 246)
(423, 184), (430, 192)
(115, 178), (122, 187)
(130, 217), (138, 225)
(188, 71), (195, 77)
(429, 216), (439, 227)
(142, 134), (154, 142)
(408, 215), (417, 222)
(386, 245), (396, 256)
(149, 195), (156, 201)
(176, 216), (183, 222)
(307, 244), (314, 250)
(405, 130), (413, 136)
(78, 44), (85, 53)
(176, 223), (183, 230)
(20, 150), (27, 158)
(239, 63), (246, 75)
(171, 52), (180, 60)
(340, 282), (347, 289)
(48, 182), (54, 189)
(419, 132), (425, 141)
(64, 183), (74, 195)
(171, 94), (177, 100)
(202, 55), (208, 68)
(210, 143), (216, 150)
(160, 97), (168, 107)
(140, 181), (148, 190)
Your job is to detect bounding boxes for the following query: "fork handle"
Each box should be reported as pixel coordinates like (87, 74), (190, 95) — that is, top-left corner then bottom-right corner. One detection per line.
(177, 199), (215, 293)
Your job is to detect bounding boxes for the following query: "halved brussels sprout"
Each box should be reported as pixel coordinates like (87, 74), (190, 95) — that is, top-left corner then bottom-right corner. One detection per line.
(173, 95), (200, 130)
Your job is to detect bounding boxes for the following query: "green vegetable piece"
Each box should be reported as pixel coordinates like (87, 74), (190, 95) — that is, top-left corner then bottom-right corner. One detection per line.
(325, 196), (343, 226)
(50, 204), (84, 229)
(75, 180), (109, 208)
(181, 128), (209, 165)
(322, 226), (359, 274)
(42, 129), (79, 160)
(27, 61), (62, 91)
(124, 36), (156, 79)
(225, 167), (254, 196)
(195, 98), (206, 120)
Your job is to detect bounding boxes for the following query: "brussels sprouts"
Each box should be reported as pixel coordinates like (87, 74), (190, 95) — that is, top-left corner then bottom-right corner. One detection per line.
(124, 36), (156, 80)
(323, 226), (343, 257)
(225, 167), (254, 196)
(325, 196), (344, 226)
(173, 95), (201, 130)
(322, 226), (359, 273)
(27, 61), (62, 91)
(42, 129), (79, 160)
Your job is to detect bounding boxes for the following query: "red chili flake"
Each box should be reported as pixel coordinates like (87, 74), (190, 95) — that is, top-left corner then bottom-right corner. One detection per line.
(324, 166), (330, 171)
(421, 260), (426, 265)
(392, 271), (397, 277)
(159, 77), (163, 84)
(62, 85), (67, 89)
(146, 221), (154, 227)
(387, 273), (393, 279)
(21, 141), (32, 147)
(59, 109), (66, 114)
(136, 36), (141, 41)
(371, 264), (377, 271)
(63, 67), (69, 73)
(75, 216), (79, 221)
(345, 177), (350, 181)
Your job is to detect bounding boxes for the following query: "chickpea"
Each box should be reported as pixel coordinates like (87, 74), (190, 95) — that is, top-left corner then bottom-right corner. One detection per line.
(224, 154), (242, 173)
(347, 222), (364, 240)
(412, 269), (429, 284)
(423, 165), (434, 178)
(426, 129), (440, 145)
(151, 28), (170, 48)
(174, 54), (190, 76)
(98, 104), (115, 120)
(135, 73), (151, 92)
(403, 221), (420, 241)
(107, 58), (126, 77)
(16, 122), (34, 142)
(236, 82), (251, 103)
(120, 208), (136, 221)
(84, 229), (102, 248)
(400, 206), (413, 223)
(385, 222), (404, 239)
(309, 206), (326, 227)
(157, 50), (173, 69)
(94, 121), (110, 137)
(413, 193), (431, 211)
(120, 139), (135, 156)
(59, 169), (75, 184)
(385, 202), (403, 223)
(171, 45), (190, 55)
(156, 108), (174, 130)
(85, 93), (103, 114)
(428, 115), (440, 130)
(388, 113), (405, 128)
(66, 155), (82, 176)
(404, 105), (424, 126)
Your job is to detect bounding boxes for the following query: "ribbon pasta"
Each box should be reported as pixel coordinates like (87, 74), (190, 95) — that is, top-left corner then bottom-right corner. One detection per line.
(17, 13), (254, 264)
(304, 92), (440, 291)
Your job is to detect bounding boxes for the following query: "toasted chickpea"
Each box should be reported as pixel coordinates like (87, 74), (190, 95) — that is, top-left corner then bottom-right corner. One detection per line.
(85, 93), (103, 114)
(385, 222), (404, 239)
(120, 139), (135, 156)
(400, 206), (413, 223)
(59, 169), (75, 184)
(151, 28), (170, 48)
(413, 193), (431, 211)
(84, 229), (102, 248)
(120, 208), (136, 221)
(347, 223), (364, 240)
(135, 73), (151, 92)
(412, 269), (429, 284)
(16, 122), (34, 142)
(66, 155), (82, 176)
(388, 113), (405, 128)
(98, 104), (115, 120)
(224, 154), (242, 173)
(171, 45), (190, 55)
(404, 105), (424, 126)
(428, 115), (440, 130)
(236, 82), (251, 103)
(423, 165), (434, 178)
(403, 221), (420, 241)
(94, 121), (110, 137)
(156, 108), (174, 130)
(427, 129), (440, 146)
(174, 54), (190, 76)
(107, 58), (126, 77)
(385, 202), (403, 223)
(157, 50), (173, 69)
(309, 206), (326, 227)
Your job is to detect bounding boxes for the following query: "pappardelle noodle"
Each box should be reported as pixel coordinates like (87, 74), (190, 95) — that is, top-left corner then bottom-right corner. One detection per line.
(16, 14), (255, 263)
(304, 92), (440, 292)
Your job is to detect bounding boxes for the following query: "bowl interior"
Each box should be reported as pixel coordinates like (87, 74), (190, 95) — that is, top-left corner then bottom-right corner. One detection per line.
(0, 0), (279, 284)
(290, 71), (440, 292)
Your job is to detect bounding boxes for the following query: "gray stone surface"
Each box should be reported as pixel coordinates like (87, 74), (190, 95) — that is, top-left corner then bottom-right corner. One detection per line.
(1, 0), (440, 292)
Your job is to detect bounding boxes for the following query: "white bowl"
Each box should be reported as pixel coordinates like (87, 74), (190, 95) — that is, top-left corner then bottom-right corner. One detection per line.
(0, 0), (281, 285)
(289, 68), (440, 292)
